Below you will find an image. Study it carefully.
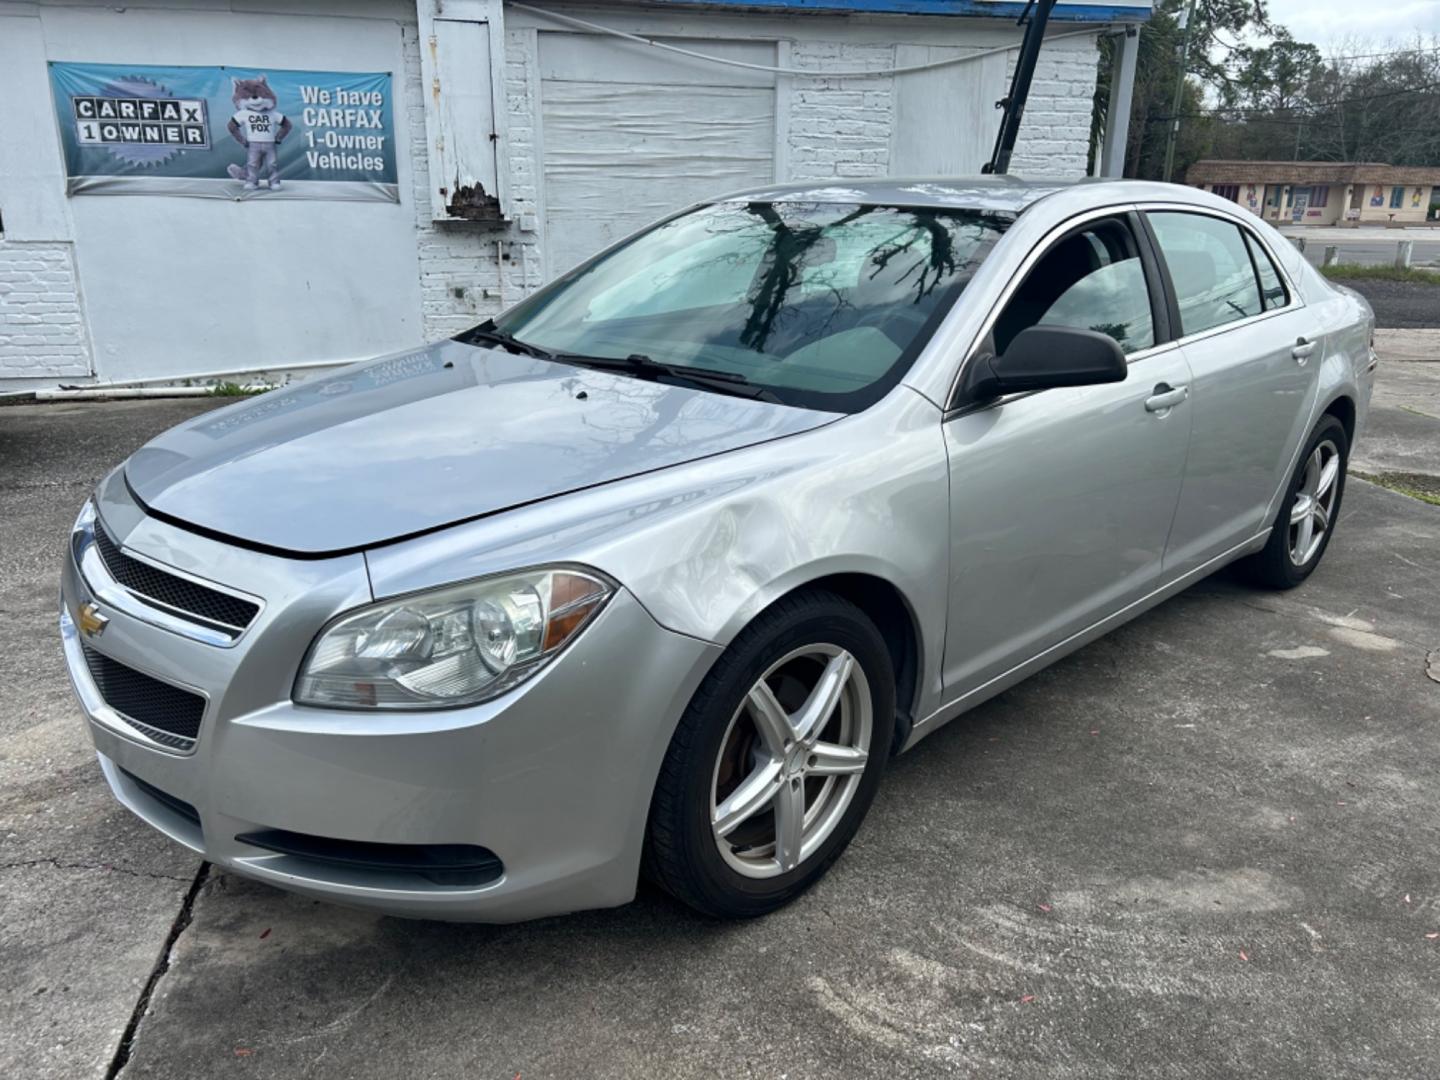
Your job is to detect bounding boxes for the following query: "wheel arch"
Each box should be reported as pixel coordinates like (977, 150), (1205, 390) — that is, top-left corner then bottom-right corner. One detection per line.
(737, 571), (924, 755)
(1321, 393), (1356, 447)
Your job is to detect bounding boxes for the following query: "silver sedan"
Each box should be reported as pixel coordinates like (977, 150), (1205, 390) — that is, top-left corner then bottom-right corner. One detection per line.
(60, 178), (1376, 921)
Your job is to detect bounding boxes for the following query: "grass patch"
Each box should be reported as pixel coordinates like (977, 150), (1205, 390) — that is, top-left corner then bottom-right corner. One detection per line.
(1353, 469), (1440, 507)
(206, 381), (269, 397)
(1320, 263), (1440, 285)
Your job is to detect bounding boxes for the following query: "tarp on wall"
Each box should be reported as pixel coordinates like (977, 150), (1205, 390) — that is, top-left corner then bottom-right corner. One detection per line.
(48, 61), (399, 203)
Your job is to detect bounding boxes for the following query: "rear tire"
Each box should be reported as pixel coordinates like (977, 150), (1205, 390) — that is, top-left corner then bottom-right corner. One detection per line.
(644, 590), (895, 919)
(1239, 414), (1349, 589)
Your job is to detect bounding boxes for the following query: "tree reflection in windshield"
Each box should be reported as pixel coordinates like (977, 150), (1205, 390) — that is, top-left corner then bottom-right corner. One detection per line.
(490, 200), (1012, 413)
(739, 201), (866, 353)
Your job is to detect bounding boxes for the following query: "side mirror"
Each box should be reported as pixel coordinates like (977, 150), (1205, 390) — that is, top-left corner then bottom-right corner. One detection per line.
(960, 326), (1128, 403)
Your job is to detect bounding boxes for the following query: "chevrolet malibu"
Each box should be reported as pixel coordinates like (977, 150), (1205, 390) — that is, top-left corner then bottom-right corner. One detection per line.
(61, 178), (1376, 921)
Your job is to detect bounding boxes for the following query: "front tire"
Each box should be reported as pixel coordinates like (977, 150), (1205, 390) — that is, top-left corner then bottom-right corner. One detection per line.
(645, 590), (895, 918)
(1239, 413), (1349, 589)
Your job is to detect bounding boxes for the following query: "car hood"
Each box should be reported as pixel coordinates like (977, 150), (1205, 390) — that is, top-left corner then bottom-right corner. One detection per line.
(124, 340), (839, 555)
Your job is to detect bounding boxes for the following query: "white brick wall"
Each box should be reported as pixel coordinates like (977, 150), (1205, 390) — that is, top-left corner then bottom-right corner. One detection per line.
(392, 18), (1101, 343)
(780, 34), (1100, 185)
(394, 18), (1102, 344)
(0, 7), (1105, 385)
(501, 26), (543, 300)
(402, 22), (542, 341)
(787, 42), (896, 181)
(0, 241), (91, 379)
(1006, 33), (1100, 178)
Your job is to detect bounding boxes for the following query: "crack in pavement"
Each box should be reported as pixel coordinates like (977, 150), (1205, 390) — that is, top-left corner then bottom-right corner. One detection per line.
(0, 479), (98, 491)
(0, 857), (194, 883)
(105, 861), (211, 1080)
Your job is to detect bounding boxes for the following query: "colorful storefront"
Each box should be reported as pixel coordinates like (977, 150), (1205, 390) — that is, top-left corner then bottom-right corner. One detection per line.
(1187, 161), (1440, 227)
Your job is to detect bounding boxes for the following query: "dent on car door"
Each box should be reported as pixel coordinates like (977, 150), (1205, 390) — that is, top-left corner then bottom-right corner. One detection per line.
(1144, 210), (1322, 575)
(939, 213), (1194, 698)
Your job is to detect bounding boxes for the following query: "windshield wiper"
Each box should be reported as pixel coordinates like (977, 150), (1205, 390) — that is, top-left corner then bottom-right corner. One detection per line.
(556, 353), (784, 404)
(459, 328), (784, 404)
(457, 323), (558, 361)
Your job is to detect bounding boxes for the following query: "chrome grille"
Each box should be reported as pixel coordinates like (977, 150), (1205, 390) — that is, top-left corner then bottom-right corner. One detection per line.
(81, 644), (206, 750)
(93, 522), (259, 634)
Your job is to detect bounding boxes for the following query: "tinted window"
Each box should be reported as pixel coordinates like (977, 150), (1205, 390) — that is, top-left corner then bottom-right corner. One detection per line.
(491, 201), (1012, 413)
(992, 217), (1155, 356)
(1148, 212), (1262, 336)
(1245, 232), (1288, 310)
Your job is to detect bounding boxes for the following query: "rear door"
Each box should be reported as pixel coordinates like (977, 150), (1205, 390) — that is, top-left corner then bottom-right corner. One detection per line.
(1143, 209), (1321, 575)
(940, 211), (1194, 696)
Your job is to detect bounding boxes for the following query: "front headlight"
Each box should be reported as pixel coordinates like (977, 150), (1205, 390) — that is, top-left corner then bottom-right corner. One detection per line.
(293, 567), (614, 710)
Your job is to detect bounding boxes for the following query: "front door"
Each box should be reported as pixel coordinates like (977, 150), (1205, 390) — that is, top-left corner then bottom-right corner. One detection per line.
(941, 214), (1193, 696)
(1145, 210), (1321, 574)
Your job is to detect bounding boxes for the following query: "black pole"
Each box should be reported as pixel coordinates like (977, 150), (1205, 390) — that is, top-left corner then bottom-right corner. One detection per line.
(982, 0), (1059, 175)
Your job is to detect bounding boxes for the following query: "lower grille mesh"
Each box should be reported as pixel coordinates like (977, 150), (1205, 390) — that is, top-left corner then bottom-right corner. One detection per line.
(81, 644), (205, 749)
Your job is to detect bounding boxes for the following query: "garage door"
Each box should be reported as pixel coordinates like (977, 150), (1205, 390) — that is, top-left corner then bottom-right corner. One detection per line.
(889, 44), (1008, 175)
(538, 33), (777, 277)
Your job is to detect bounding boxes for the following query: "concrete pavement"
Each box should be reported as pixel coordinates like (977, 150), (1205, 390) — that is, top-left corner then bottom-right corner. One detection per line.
(1353, 330), (1440, 502)
(3, 362), (1439, 1078)
(0, 400), (222, 1079)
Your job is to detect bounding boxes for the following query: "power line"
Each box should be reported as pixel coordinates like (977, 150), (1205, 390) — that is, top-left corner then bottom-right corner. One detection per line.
(1316, 45), (1440, 62)
(1166, 78), (1440, 116)
(1147, 113), (1440, 139)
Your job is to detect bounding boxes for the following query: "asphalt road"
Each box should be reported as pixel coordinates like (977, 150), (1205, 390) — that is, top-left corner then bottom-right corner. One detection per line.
(1335, 280), (1440, 332)
(3, 352), (1439, 1079)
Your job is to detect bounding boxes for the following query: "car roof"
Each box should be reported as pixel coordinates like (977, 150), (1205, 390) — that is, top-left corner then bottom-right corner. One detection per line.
(719, 176), (1213, 215)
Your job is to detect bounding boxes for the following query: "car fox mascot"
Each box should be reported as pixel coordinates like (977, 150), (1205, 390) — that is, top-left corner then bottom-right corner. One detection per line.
(226, 75), (292, 190)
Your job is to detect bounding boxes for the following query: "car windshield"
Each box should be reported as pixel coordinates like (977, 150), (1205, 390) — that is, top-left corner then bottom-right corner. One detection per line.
(486, 201), (1012, 412)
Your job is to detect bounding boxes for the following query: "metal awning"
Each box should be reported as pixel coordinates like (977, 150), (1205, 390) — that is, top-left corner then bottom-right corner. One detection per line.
(624, 0), (1151, 22)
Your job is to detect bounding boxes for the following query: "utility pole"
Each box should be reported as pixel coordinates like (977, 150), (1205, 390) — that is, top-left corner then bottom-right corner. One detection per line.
(1161, 0), (1197, 183)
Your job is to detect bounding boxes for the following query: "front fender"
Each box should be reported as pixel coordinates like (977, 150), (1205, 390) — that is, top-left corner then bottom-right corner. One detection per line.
(365, 387), (953, 719)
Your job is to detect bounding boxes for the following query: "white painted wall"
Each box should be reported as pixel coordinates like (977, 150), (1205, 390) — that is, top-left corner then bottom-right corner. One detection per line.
(1, 0), (424, 384)
(0, 7), (92, 379)
(537, 33), (778, 275)
(1, 0), (1110, 385)
(422, 5), (1105, 339)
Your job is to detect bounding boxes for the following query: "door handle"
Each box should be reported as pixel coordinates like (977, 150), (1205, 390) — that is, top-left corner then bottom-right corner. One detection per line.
(1145, 383), (1188, 412)
(1292, 338), (1317, 363)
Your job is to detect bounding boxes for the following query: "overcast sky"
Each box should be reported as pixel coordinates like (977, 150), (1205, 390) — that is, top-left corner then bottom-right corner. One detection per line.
(1261, 0), (1440, 51)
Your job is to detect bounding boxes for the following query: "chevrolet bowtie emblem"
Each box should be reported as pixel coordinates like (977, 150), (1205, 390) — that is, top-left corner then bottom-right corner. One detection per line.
(78, 602), (109, 638)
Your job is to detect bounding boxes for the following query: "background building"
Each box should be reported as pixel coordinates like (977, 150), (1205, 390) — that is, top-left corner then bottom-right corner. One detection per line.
(0, 0), (1150, 390)
(1187, 160), (1440, 228)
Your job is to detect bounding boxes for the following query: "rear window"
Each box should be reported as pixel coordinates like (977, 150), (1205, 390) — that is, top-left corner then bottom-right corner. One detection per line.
(1148, 211), (1263, 337)
(1245, 232), (1289, 310)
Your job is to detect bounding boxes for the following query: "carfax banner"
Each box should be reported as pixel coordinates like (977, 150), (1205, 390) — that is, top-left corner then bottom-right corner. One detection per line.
(48, 61), (398, 203)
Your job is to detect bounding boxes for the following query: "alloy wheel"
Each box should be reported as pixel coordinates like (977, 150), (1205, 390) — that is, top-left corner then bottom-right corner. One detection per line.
(709, 644), (872, 879)
(1289, 438), (1341, 567)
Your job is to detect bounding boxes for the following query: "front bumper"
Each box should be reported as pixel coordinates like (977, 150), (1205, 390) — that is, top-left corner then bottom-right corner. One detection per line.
(61, 480), (719, 922)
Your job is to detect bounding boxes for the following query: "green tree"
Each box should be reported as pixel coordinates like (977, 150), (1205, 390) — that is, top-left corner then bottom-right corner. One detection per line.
(1092, 7), (1440, 176)
(1092, 0), (1274, 179)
